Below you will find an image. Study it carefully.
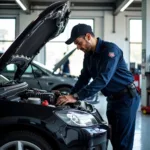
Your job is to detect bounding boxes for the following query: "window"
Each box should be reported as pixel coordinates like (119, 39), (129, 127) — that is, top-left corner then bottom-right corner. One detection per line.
(24, 64), (40, 74)
(0, 18), (16, 52)
(5, 64), (16, 72)
(4, 64), (39, 75)
(45, 19), (94, 76)
(130, 20), (142, 43)
(129, 19), (142, 69)
(45, 42), (67, 71)
(130, 43), (142, 65)
(25, 65), (33, 73)
(3, 64), (16, 79)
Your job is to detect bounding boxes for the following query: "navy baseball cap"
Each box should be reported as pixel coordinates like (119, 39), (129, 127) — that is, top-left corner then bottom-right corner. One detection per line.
(65, 24), (93, 45)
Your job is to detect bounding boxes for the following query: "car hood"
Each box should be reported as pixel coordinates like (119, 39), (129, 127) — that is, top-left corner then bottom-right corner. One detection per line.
(52, 48), (76, 73)
(0, 1), (70, 81)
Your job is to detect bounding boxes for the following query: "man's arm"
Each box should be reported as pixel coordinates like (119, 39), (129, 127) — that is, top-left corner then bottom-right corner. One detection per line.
(70, 55), (91, 94)
(77, 48), (121, 100)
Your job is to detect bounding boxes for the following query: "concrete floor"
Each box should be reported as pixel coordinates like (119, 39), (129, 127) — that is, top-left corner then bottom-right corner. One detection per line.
(94, 95), (150, 150)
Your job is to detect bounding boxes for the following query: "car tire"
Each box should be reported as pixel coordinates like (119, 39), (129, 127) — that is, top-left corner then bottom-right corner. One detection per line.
(0, 130), (53, 150)
(57, 87), (71, 94)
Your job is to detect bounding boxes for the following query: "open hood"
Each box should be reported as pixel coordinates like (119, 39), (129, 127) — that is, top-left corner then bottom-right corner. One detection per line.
(0, 1), (70, 81)
(52, 48), (76, 73)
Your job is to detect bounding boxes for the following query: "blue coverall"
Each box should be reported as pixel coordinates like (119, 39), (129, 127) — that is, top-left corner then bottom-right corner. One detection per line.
(62, 59), (70, 74)
(71, 38), (140, 150)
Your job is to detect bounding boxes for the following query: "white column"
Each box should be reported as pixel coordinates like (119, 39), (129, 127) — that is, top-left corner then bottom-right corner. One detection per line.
(141, 0), (150, 106)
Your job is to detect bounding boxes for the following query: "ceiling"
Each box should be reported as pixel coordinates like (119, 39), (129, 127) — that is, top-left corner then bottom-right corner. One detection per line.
(0, 0), (142, 15)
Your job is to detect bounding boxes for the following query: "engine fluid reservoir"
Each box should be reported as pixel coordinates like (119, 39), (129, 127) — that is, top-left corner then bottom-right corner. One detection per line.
(27, 97), (41, 105)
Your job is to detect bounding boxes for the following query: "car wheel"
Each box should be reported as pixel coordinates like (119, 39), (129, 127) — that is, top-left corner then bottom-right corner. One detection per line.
(0, 130), (53, 150)
(57, 87), (71, 94)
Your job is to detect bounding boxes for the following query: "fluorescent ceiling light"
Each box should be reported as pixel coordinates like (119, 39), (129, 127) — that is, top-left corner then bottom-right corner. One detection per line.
(16, 0), (27, 11)
(120, 0), (134, 12)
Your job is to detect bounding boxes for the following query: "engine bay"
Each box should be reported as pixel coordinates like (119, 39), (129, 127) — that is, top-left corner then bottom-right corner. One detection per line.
(0, 79), (107, 124)
(0, 79), (91, 110)
(0, 80), (62, 106)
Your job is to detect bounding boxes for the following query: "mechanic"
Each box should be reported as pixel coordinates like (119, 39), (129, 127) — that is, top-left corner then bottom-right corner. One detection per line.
(62, 52), (70, 74)
(56, 23), (140, 150)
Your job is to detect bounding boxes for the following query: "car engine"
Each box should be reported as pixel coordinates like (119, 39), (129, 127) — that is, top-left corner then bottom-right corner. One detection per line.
(20, 88), (59, 105)
(0, 80), (107, 124)
(0, 80), (54, 102)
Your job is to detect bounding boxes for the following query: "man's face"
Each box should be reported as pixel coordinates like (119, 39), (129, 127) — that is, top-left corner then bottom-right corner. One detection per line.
(74, 34), (92, 53)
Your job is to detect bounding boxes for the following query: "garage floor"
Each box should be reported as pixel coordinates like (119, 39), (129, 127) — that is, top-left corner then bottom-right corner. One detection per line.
(94, 95), (150, 150)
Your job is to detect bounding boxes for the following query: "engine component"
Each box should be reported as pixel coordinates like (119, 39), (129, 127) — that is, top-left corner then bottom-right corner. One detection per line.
(21, 89), (57, 105)
(27, 97), (41, 105)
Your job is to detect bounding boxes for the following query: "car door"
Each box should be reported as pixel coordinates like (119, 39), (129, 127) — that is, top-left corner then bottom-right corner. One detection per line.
(1, 63), (43, 89)
(20, 64), (45, 89)
(32, 63), (58, 91)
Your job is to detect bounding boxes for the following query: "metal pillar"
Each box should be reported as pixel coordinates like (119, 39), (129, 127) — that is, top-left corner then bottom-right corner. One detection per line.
(141, 0), (150, 106)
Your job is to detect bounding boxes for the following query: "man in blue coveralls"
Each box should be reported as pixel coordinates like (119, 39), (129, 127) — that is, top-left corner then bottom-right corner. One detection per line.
(62, 53), (70, 74)
(56, 24), (140, 150)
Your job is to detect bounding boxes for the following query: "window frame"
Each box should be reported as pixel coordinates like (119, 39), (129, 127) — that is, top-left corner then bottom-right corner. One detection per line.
(0, 16), (19, 52)
(129, 18), (142, 69)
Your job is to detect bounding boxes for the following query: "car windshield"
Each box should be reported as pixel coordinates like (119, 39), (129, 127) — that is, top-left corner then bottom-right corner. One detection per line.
(0, 74), (10, 84)
(33, 61), (53, 74)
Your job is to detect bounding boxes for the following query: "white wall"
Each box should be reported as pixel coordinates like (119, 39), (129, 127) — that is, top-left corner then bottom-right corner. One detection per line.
(19, 10), (45, 64)
(19, 11), (40, 33)
(104, 11), (141, 65)
(0, 9), (141, 65)
(71, 10), (141, 65)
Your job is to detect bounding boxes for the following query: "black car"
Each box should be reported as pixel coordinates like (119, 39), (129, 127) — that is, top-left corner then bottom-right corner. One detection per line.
(0, 1), (109, 150)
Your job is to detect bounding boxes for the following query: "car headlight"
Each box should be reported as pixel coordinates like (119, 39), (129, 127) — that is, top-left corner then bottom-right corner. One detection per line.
(55, 110), (98, 127)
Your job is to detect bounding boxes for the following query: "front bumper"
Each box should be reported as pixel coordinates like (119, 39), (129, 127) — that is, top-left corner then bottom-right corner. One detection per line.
(47, 104), (109, 150)
(57, 124), (108, 150)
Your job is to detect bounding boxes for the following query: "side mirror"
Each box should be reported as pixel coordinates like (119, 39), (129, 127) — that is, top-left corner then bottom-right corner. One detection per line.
(34, 70), (43, 78)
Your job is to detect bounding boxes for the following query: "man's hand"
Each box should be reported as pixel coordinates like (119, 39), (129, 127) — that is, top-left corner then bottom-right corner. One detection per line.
(56, 95), (77, 105)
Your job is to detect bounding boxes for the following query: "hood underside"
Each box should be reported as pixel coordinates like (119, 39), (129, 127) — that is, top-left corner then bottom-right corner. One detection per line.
(0, 1), (70, 81)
